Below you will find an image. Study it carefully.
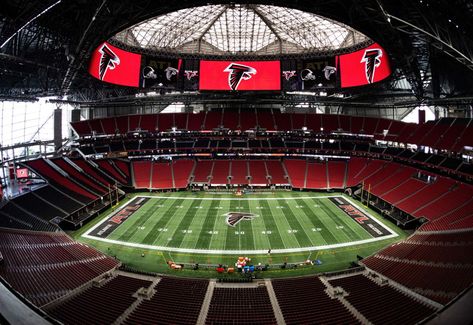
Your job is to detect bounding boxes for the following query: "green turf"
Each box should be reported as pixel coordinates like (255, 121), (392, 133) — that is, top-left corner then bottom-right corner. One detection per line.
(73, 191), (406, 277)
(104, 194), (373, 250)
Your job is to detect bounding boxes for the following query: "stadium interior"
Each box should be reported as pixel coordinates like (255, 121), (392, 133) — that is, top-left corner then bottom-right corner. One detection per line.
(0, 1), (473, 324)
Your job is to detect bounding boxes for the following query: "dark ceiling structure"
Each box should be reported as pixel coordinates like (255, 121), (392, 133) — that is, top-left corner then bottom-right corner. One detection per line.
(0, 0), (473, 115)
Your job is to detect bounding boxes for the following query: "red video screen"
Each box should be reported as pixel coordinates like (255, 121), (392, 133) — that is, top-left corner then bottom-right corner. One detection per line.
(16, 168), (28, 179)
(338, 42), (391, 88)
(199, 60), (280, 91)
(89, 42), (141, 87)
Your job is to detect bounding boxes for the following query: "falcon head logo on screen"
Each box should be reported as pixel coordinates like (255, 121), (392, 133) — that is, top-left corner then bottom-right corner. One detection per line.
(361, 48), (383, 84)
(224, 212), (257, 227)
(98, 44), (120, 80)
(165, 67), (179, 81)
(282, 70), (297, 81)
(184, 70), (198, 80)
(224, 63), (257, 90)
(322, 66), (337, 81)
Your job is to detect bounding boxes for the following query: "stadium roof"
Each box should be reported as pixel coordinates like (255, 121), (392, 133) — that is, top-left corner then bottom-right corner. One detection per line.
(113, 4), (370, 56)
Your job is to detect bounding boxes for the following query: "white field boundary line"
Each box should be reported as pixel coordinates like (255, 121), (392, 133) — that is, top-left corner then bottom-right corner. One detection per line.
(82, 195), (399, 255)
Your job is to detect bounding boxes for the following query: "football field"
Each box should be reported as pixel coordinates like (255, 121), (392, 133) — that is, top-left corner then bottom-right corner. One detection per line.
(83, 192), (397, 255)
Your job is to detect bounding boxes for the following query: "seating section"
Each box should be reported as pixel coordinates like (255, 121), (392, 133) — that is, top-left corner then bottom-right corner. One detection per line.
(151, 161), (173, 189)
(96, 159), (130, 185)
(52, 158), (107, 195)
(193, 160), (213, 183)
(33, 186), (84, 214)
(306, 161), (328, 189)
(10, 191), (67, 220)
(414, 183), (473, 225)
(249, 160), (268, 185)
(114, 160), (131, 180)
(329, 274), (436, 324)
(363, 241), (473, 304)
(265, 160), (288, 184)
(7, 156), (473, 232)
(24, 159), (97, 203)
(211, 160), (230, 185)
(285, 159), (349, 189)
(69, 159), (114, 188)
(72, 114), (473, 153)
(327, 161), (346, 188)
(376, 241), (473, 265)
(173, 159), (194, 188)
(329, 275), (435, 324)
(0, 201), (56, 232)
(342, 158), (473, 230)
(230, 160), (249, 185)
(205, 287), (277, 325)
(272, 277), (358, 324)
(346, 158), (382, 187)
(0, 182), (98, 231)
(395, 176), (457, 215)
(47, 275), (152, 325)
(132, 160), (152, 189)
(0, 157), (134, 230)
(284, 159), (306, 188)
(0, 228), (118, 306)
(124, 277), (208, 325)
(408, 231), (473, 244)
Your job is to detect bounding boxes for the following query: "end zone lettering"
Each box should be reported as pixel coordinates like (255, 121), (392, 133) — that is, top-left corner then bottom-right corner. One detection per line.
(339, 204), (365, 218)
(329, 196), (391, 238)
(111, 205), (140, 224)
(90, 197), (150, 238)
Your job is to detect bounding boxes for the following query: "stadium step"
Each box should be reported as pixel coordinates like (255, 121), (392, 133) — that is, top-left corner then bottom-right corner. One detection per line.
(113, 277), (161, 325)
(264, 279), (285, 325)
(208, 161), (215, 183)
(148, 161), (154, 190)
(394, 181), (430, 205)
(325, 160), (330, 189)
(319, 276), (373, 325)
(281, 161), (291, 185)
(171, 161), (176, 189)
(189, 160), (197, 183)
(31, 191), (69, 216)
(196, 279), (215, 325)
(411, 188), (456, 215)
(9, 200), (56, 230)
(109, 160), (129, 180)
(303, 159), (309, 189)
(343, 161), (349, 188)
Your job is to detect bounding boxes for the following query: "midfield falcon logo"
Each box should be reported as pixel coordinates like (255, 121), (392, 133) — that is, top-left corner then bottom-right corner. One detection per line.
(224, 63), (257, 90)
(98, 44), (120, 80)
(361, 48), (383, 84)
(224, 212), (257, 227)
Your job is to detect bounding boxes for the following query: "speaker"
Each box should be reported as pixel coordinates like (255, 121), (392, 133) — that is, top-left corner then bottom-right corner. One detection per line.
(71, 109), (81, 122)
(54, 108), (62, 151)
